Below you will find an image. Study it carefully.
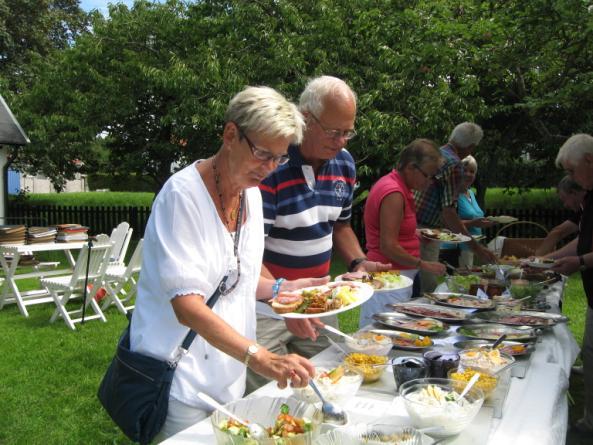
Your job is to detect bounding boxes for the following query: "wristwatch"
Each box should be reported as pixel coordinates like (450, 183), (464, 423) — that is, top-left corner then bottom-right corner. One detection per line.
(579, 256), (587, 271)
(244, 343), (261, 367)
(348, 257), (368, 272)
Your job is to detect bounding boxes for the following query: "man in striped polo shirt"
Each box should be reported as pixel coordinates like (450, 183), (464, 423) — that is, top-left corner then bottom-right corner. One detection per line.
(246, 76), (389, 392)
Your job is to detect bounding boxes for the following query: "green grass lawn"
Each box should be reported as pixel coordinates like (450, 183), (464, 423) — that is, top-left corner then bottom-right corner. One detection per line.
(0, 252), (586, 444)
(484, 187), (561, 210)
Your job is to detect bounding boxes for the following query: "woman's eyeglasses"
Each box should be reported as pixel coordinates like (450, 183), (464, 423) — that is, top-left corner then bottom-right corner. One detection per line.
(414, 164), (436, 180)
(236, 124), (290, 165)
(309, 113), (356, 140)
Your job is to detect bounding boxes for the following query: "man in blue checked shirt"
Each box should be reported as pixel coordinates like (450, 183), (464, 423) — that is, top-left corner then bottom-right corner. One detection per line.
(414, 122), (497, 292)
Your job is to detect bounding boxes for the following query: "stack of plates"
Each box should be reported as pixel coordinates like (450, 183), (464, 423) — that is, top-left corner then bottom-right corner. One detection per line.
(0, 225), (26, 245)
(56, 224), (89, 243)
(27, 227), (57, 244)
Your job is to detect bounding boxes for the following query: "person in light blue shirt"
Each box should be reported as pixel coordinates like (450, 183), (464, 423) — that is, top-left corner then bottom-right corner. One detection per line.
(441, 155), (494, 267)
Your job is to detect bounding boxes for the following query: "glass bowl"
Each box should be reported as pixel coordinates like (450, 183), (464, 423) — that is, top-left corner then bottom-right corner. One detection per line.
(211, 396), (322, 444)
(458, 347), (515, 374)
(448, 367), (499, 401)
(335, 423), (424, 445)
(399, 378), (484, 437)
(344, 331), (393, 356)
(291, 362), (363, 404)
(344, 353), (388, 383)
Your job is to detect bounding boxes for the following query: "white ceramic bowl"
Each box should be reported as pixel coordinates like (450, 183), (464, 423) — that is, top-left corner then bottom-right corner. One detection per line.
(291, 362), (363, 404)
(344, 331), (393, 356)
(211, 396), (322, 444)
(399, 378), (484, 437)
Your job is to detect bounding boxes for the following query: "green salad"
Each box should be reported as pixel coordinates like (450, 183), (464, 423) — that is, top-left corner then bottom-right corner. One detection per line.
(448, 275), (481, 293)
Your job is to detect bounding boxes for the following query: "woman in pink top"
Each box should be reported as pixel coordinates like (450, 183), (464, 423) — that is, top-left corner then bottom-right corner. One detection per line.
(359, 139), (446, 327)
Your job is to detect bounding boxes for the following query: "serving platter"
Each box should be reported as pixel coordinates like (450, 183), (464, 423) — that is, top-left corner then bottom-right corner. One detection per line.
(425, 292), (496, 311)
(474, 310), (568, 328)
(388, 302), (469, 323)
(368, 328), (434, 351)
(456, 324), (538, 342)
(335, 270), (413, 292)
(453, 339), (535, 357)
(272, 281), (374, 319)
(487, 215), (518, 224)
(419, 228), (472, 244)
(522, 258), (556, 269)
(372, 312), (448, 336)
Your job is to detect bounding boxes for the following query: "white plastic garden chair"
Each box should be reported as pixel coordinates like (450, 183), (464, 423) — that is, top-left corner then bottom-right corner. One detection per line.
(109, 222), (133, 266)
(101, 239), (143, 315)
(41, 234), (113, 330)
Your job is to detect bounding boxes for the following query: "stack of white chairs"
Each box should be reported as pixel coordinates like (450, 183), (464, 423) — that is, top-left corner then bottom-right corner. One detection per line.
(41, 234), (113, 330)
(108, 222), (133, 266)
(101, 239), (143, 315)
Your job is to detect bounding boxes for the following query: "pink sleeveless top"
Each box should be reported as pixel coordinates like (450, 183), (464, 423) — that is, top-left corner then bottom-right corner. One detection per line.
(364, 170), (420, 269)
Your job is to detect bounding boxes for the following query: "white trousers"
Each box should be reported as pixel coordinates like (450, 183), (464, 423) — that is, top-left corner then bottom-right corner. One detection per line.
(154, 399), (209, 443)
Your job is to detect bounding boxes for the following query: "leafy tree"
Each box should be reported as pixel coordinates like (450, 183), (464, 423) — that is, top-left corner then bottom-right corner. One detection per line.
(11, 0), (593, 195)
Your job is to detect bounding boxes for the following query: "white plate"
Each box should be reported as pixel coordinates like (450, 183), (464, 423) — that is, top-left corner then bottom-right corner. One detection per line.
(419, 229), (472, 244)
(278, 281), (374, 319)
(487, 215), (518, 224)
(522, 258), (556, 269)
(335, 272), (413, 292)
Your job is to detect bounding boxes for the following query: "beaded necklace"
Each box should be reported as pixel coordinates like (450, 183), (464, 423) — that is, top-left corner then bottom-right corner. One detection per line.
(212, 155), (242, 231)
(211, 154), (245, 296)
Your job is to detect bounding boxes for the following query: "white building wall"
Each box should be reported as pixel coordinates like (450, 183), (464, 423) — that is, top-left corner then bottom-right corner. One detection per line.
(20, 173), (88, 193)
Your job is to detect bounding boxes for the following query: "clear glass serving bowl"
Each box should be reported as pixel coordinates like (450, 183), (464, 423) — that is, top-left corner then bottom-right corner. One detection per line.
(291, 362), (363, 404)
(211, 396), (322, 444)
(329, 423), (424, 445)
(344, 331), (394, 356)
(399, 378), (484, 437)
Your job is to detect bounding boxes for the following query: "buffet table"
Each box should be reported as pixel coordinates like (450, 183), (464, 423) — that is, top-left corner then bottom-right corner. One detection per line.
(163, 280), (579, 445)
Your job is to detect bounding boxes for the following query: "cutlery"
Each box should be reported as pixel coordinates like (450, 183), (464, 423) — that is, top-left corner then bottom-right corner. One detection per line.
(322, 324), (356, 342)
(308, 380), (349, 425)
(457, 372), (480, 401)
(492, 334), (507, 349)
(197, 392), (267, 439)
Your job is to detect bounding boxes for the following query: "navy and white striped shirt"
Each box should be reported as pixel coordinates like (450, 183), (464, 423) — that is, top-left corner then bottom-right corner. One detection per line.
(259, 145), (356, 280)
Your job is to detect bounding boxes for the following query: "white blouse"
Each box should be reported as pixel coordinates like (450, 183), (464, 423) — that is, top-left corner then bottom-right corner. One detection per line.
(130, 162), (264, 409)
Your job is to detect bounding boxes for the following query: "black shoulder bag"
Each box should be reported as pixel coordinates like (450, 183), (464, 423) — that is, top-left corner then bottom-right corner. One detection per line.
(98, 197), (245, 444)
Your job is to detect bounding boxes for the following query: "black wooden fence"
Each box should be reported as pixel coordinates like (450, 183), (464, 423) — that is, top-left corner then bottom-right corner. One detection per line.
(7, 203), (570, 244)
(351, 205), (571, 246)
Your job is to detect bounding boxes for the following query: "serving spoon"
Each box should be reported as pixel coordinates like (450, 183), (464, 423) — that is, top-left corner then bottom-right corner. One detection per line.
(197, 392), (267, 439)
(322, 324), (356, 342)
(308, 380), (349, 425)
(456, 372), (480, 401)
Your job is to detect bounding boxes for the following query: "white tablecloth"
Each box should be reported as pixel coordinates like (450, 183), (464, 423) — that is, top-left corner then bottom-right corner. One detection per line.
(163, 280), (579, 445)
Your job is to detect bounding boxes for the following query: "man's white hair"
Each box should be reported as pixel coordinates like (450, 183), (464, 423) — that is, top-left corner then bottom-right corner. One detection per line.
(555, 134), (593, 167)
(298, 75), (357, 115)
(449, 122), (483, 149)
(225, 86), (304, 144)
(462, 155), (478, 172)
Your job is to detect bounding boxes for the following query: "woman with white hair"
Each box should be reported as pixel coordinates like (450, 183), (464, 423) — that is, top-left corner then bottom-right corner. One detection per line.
(129, 86), (321, 440)
(441, 155), (494, 268)
(552, 133), (593, 439)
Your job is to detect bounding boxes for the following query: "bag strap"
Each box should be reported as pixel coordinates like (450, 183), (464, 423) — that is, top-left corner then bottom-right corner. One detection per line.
(179, 276), (227, 349)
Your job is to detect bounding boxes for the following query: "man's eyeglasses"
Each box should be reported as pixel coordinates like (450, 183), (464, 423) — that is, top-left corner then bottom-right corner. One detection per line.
(309, 113), (356, 140)
(237, 125), (290, 165)
(414, 164), (436, 180)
